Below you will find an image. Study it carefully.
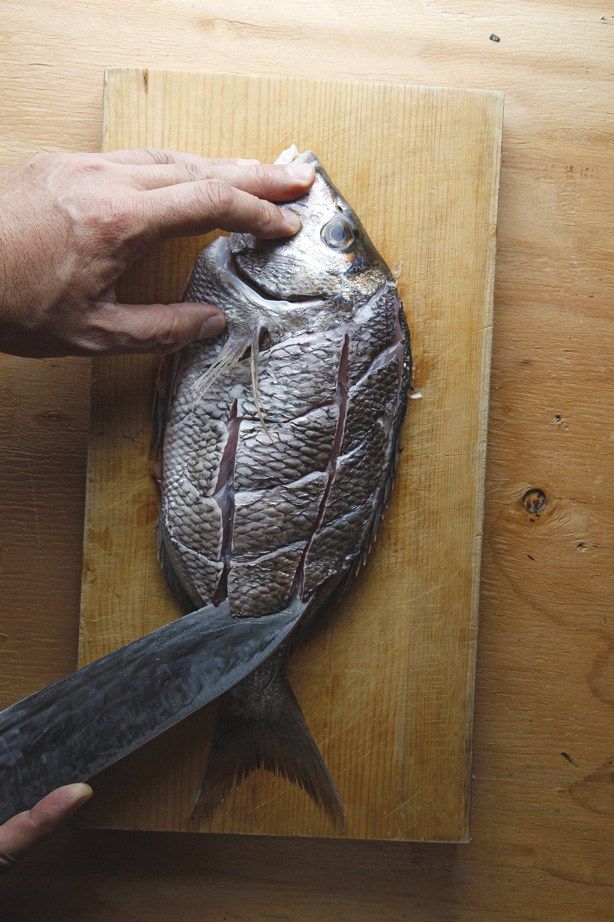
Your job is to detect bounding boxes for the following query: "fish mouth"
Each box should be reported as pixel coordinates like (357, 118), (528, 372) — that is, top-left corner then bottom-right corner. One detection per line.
(229, 253), (322, 305)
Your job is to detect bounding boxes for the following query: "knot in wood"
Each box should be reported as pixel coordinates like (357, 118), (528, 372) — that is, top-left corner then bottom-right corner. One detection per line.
(521, 488), (548, 516)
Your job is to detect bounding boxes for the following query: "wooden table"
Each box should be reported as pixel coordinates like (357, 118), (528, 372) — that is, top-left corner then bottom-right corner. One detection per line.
(0, 1), (611, 918)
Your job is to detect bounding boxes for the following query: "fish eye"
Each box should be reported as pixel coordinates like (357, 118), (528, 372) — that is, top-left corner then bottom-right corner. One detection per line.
(321, 217), (355, 251)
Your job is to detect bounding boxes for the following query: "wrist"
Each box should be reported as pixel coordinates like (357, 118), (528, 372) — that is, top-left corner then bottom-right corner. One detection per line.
(0, 162), (67, 355)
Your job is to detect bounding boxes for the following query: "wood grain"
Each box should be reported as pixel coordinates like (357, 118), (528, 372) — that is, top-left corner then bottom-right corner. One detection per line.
(0, 0), (611, 917)
(77, 69), (503, 841)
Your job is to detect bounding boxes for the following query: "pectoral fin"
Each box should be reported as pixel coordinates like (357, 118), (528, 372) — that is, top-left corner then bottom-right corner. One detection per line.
(193, 324), (272, 439)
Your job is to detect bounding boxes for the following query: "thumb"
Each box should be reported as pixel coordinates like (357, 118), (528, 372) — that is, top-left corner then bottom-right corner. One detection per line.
(85, 300), (227, 355)
(0, 783), (93, 870)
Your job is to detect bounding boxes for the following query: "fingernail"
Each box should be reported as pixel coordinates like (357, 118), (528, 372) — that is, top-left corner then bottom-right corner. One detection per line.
(200, 312), (227, 339)
(70, 783), (93, 810)
(285, 163), (315, 183)
(284, 210), (302, 234)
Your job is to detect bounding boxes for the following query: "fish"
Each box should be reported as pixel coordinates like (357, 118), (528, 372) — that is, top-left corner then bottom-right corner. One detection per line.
(153, 145), (412, 826)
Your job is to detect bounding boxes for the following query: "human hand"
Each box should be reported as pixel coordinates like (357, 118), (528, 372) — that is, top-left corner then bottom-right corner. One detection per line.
(0, 783), (92, 873)
(0, 148), (314, 357)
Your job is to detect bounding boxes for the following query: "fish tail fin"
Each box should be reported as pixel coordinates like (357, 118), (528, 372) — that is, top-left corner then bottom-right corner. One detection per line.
(188, 667), (344, 828)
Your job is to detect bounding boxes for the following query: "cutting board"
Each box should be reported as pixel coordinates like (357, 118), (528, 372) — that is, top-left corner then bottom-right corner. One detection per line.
(78, 68), (502, 842)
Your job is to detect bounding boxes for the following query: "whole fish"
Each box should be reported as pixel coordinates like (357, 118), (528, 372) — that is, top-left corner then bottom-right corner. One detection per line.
(154, 145), (412, 824)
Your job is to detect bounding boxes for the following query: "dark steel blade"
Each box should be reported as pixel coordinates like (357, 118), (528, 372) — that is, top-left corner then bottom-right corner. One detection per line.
(0, 598), (305, 823)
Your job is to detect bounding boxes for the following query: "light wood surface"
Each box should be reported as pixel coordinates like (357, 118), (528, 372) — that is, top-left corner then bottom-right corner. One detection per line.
(77, 69), (502, 841)
(0, 0), (611, 917)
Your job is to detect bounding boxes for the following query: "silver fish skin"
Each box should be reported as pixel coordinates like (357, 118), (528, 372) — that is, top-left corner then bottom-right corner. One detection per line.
(155, 146), (411, 824)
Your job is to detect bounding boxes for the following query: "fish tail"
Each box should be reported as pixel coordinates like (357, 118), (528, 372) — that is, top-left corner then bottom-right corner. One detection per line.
(188, 664), (344, 828)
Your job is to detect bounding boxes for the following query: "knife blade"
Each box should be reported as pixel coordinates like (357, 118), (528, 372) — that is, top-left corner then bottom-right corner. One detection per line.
(0, 597), (306, 823)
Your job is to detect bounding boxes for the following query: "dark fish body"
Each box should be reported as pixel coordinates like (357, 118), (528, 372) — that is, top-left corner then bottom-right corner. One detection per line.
(155, 147), (411, 823)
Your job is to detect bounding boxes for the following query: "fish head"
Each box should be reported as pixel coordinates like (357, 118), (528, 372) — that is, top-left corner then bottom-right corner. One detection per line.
(229, 146), (388, 304)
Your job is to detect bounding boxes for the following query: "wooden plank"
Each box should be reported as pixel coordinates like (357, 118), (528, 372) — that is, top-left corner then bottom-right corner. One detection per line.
(1, 0), (611, 915)
(76, 68), (502, 841)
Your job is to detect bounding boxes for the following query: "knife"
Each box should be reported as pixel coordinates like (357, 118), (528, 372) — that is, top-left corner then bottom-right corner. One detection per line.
(0, 597), (306, 824)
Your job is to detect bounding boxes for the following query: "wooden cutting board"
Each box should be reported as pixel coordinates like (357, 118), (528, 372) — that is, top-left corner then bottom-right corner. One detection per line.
(78, 68), (502, 842)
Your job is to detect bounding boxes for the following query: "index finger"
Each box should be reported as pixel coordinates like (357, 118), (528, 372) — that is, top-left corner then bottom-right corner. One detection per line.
(102, 148), (259, 168)
(140, 179), (302, 240)
(122, 160), (314, 202)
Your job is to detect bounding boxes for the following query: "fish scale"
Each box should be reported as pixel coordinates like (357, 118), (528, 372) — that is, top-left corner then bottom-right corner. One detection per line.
(155, 146), (411, 823)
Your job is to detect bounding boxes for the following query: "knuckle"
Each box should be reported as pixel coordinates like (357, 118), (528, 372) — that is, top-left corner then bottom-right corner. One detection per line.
(155, 315), (181, 350)
(90, 196), (139, 241)
(124, 310), (182, 353)
(82, 303), (126, 353)
(29, 151), (55, 171)
(0, 851), (17, 873)
(177, 160), (210, 185)
(28, 151), (76, 183)
(197, 180), (234, 216)
(77, 334), (108, 355)
(71, 157), (109, 178)
(34, 153), (111, 191)
(139, 147), (175, 165)
(58, 154), (105, 180)
(27, 809), (57, 838)
(254, 202), (280, 234)
(244, 163), (269, 186)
